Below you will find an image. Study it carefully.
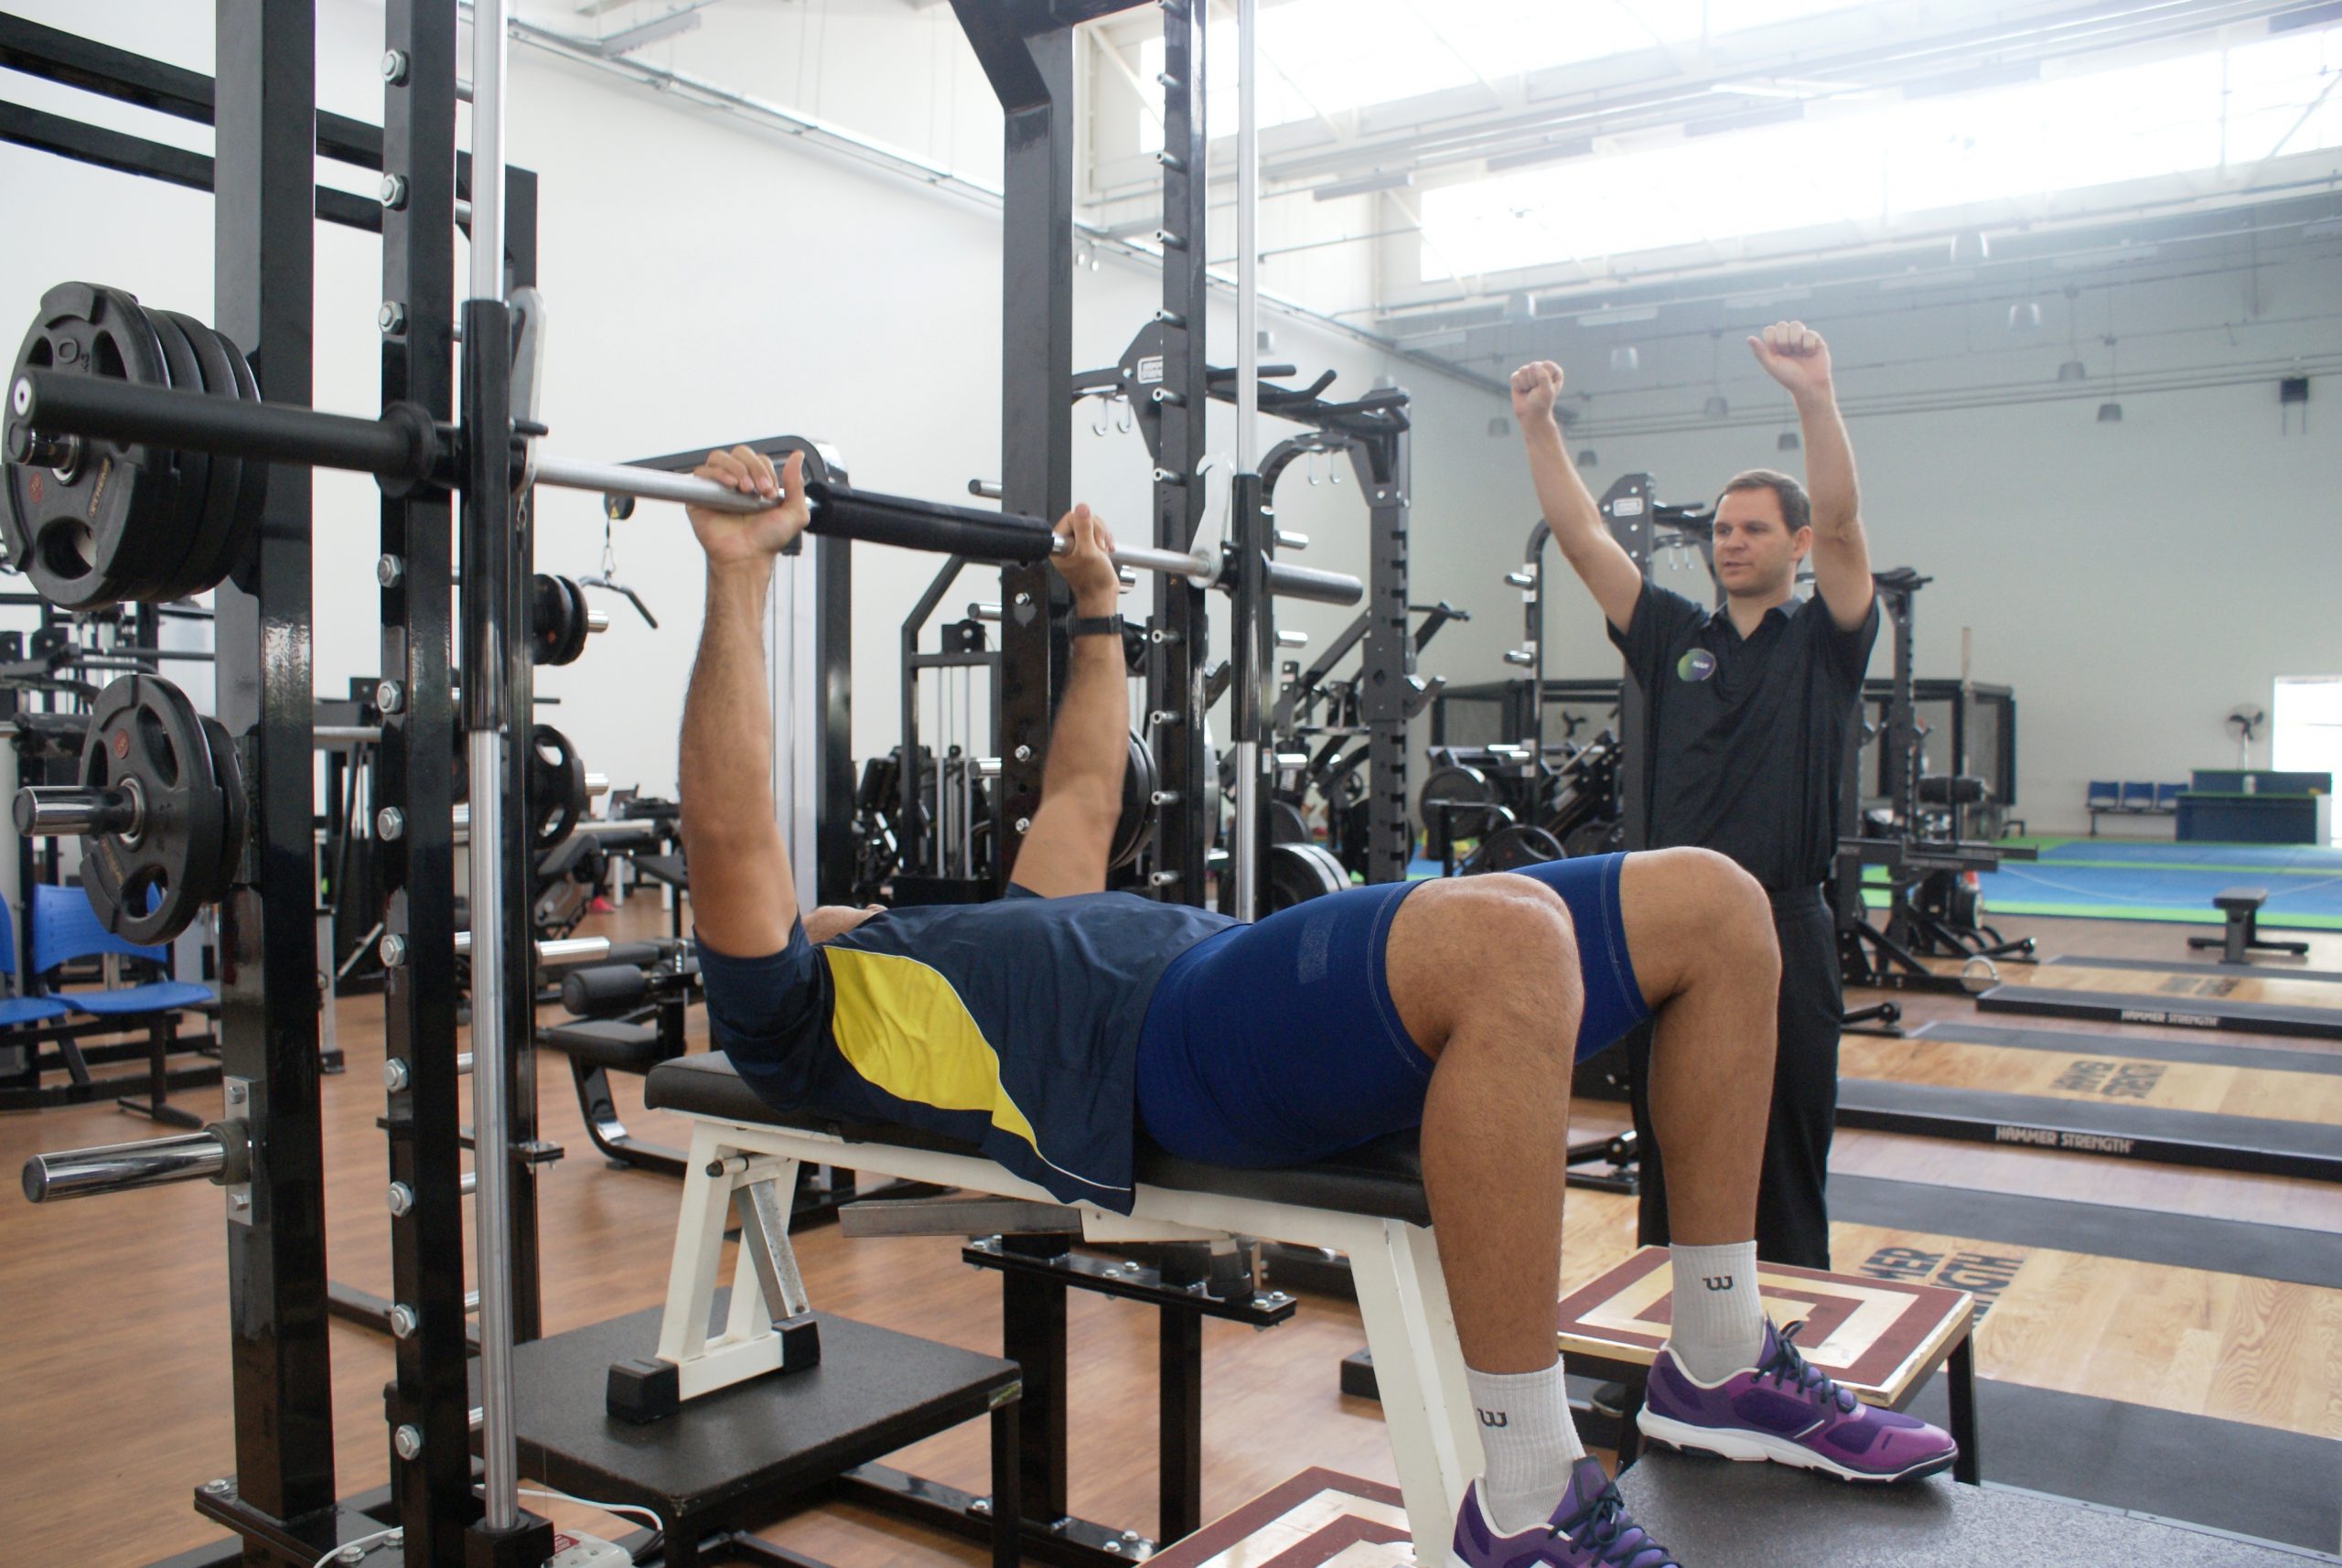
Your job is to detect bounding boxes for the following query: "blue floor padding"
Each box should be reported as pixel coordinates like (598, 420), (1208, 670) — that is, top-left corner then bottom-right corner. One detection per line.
(2032, 840), (2342, 874)
(1972, 862), (2342, 928)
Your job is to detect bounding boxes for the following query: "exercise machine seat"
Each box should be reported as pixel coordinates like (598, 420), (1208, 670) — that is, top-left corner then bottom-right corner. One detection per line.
(542, 1017), (671, 1073)
(644, 1050), (1433, 1227)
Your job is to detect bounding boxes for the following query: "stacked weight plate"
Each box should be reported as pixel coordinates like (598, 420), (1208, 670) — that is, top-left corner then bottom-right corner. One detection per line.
(3, 282), (265, 608)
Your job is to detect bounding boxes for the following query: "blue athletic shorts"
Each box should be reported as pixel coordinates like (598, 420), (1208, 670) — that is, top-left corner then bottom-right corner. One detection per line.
(1133, 852), (1648, 1168)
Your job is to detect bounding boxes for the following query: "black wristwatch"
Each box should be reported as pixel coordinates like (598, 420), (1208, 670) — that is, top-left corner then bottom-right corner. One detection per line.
(1069, 613), (1123, 639)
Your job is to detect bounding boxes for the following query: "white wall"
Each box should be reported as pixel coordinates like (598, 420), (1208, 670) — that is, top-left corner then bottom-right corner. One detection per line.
(0, 0), (1526, 802)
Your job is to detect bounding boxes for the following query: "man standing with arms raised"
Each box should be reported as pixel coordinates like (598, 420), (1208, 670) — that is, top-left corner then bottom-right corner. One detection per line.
(1511, 322), (1877, 1270)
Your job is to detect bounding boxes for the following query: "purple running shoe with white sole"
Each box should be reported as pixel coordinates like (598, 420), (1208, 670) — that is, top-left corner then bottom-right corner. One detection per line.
(1451, 1459), (1679, 1568)
(1636, 1320), (1957, 1483)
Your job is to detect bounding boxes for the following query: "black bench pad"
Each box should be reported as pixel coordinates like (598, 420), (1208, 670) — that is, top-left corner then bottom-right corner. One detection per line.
(542, 1018), (671, 1072)
(645, 1051), (1431, 1226)
(2214, 886), (2267, 910)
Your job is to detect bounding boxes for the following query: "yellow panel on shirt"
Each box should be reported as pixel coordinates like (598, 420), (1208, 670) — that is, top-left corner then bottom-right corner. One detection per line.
(823, 946), (1041, 1152)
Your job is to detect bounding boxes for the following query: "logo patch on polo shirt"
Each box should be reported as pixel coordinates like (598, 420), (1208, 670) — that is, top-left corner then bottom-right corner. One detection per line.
(1675, 648), (1717, 682)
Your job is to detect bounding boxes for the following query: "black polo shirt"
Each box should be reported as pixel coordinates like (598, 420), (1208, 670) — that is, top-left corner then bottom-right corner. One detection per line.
(1609, 582), (1880, 893)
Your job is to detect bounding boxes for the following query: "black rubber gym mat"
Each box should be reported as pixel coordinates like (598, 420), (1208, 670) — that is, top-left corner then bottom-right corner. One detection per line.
(1912, 1018), (2342, 1077)
(1827, 1173), (2342, 1290)
(1887, 1377), (2341, 1554)
(1834, 1077), (2342, 1182)
(2047, 953), (2342, 985)
(1623, 1421), (2331, 1562)
(1979, 983), (2342, 1039)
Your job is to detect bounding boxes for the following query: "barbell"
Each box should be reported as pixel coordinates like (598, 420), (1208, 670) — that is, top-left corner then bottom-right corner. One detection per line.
(6, 285), (1364, 611)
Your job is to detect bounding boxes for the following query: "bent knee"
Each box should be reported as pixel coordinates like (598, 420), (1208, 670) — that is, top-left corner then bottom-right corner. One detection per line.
(1428, 873), (1578, 966)
(1671, 849), (1778, 971)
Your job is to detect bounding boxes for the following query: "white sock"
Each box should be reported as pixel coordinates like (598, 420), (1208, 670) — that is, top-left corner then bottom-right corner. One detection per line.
(1466, 1358), (1585, 1536)
(1666, 1240), (1765, 1381)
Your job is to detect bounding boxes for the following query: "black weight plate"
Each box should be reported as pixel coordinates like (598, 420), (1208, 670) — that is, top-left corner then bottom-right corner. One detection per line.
(530, 573), (564, 664)
(528, 724), (587, 851)
(198, 717), (247, 904)
(555, 575), (591, 665)
(203, 324), (268, 590)
(568, 575), (595, 663)
(1475, 822), (1565, 872)
(1265, 841), (1348, 911)
(1267, 798), (1312, 845)
(155, 309), (247, 602)
(1418, 762), (1503, 843)
(1110, 729), (1156, 871)
(74, 285), (182, 604)
(134, 306), (217, 603)
(4, 283), (174, 608)
(77, 674), (224, 946)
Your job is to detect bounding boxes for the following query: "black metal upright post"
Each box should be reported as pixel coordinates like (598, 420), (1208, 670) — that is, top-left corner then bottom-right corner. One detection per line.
(1152, 0), (1210, 906)
(1599, 473), (1660, 850)
(814, 536), (855, 905)
(209, 0), (337, 1539)
(1349, 424), (1412, 884)
(500, 166), (545, 1348)
(377, 1), (478, 1559)
(953, 1), (1073, 886)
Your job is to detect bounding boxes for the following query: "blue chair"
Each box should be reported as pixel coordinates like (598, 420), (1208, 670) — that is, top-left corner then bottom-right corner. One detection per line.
(2085, 780), (2121, 835)
(30, 882), (216, 1125)
(0, 898), (70, 1030)
(2154, 782), (2183, 812)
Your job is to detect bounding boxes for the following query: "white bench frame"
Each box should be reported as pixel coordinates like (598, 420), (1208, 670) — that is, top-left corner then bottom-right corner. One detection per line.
(652, 1108), (1479, 1563)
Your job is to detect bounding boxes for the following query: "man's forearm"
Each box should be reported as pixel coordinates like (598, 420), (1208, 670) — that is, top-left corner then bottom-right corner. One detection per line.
(679, 562), (797, 911)
(1520, 417), (1607, 561)
(1796, 389), (1861, 539)
(1039, 614), (1129, 820)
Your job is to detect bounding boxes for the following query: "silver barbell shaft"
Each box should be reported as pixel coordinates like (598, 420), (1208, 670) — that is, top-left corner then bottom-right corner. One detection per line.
(532, 452), (1222, 580)
(23, 1129), (230, 1202)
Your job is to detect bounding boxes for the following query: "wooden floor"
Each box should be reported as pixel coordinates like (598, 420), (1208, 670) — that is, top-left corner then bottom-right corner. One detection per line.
(5, 902), (2342, 1566)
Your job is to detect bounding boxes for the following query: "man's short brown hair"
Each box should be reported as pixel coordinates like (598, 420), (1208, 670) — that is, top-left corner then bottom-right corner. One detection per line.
(1717, 468), (1810, 534)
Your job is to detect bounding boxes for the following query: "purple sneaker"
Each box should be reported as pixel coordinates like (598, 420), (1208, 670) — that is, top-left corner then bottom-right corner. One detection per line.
(1452, 1458), (1679, 1568)
(1636, 1320), (1958, 1483)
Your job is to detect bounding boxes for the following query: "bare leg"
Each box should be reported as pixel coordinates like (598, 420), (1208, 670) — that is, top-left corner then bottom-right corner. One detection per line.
(1383, 875), (1583, 1372)
(1617, 848), (1779, 1245)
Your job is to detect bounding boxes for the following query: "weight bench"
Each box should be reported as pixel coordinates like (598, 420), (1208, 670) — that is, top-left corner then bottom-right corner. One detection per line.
(2188, 886), (2309, 964)
(638, 1050), (1483, 1563)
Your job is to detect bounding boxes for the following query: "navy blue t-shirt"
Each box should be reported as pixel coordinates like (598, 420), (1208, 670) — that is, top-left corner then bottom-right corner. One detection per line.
(695, 888), (1238, 1213)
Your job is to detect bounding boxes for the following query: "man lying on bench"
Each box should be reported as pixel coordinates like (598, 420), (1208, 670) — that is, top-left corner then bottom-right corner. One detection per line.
(677, 448), (1957, 1568)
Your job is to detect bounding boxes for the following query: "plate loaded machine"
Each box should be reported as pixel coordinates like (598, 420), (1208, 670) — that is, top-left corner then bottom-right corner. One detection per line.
(1834, 567), (2036, 996)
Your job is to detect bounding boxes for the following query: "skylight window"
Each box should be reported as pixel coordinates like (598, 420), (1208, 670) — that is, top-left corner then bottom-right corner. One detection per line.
(1418, 24), (2342, 281)
(1132, 0), (1871, 145)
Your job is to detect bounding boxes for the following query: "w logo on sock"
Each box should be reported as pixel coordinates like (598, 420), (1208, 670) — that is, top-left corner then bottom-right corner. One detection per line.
(1703, 1274), (1735, 1292)
(1477, 1408), (1509, 1428)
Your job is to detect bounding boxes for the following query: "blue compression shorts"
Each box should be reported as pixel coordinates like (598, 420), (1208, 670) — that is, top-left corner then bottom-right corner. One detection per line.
(1133, 852), (1648, 1168)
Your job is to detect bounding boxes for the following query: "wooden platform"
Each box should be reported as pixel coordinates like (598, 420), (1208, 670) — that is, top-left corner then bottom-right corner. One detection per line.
(1552, 1245), (1973, 1409)
(1981, 962), (2342, 1039)
(1841, 1031), (2342, 1124)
